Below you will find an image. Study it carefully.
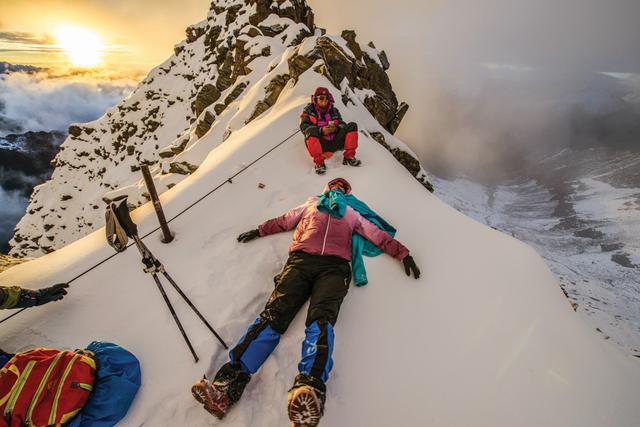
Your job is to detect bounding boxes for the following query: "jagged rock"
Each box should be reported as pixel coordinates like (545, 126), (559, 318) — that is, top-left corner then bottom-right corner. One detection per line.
(196, 111), (216, 138)
(369, 132), (434, 192)
(387, 102), (409, 135)
(341, 30), (363, 61)
(214, 103), (226, 115)
(259, 22), (286, 37)
(378, 50), (390, 71)
(210, 3), (225, 14)
(216, 52), (235, 92)
(192, 84), (222, 116)
(224, 82), (249, 106)
(246, 26), (261, 37)
(246, 74), (291, 123)
(169, 161), (198, 175)
(68, 125), (82, 137)
(225, 4), (243, 26)
(232, 39), (252, 79)
(186, 25), (206, 43)
(248, 0), (272, 26)
(276, 0), (315, 31)
(204, 26), (223, 54)
(288, 49), (317, 81)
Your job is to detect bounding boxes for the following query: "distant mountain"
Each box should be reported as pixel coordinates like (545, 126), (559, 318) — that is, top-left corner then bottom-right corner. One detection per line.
(0, 62), (42, 75)
(0, 131), (65, 195)
(0, 131), (65, 252)
(434, 145), (640, 355)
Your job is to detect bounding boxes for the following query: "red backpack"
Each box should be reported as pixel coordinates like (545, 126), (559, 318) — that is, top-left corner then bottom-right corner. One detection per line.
(0, 348), (96, 427)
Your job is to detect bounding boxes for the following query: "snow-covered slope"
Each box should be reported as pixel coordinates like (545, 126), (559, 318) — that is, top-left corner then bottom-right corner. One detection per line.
(2, 70), (640, 426)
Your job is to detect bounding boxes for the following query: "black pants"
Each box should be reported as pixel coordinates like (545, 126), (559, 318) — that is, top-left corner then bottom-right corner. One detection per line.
(229, 251), (351, 382)
(306, 122), (358, 153)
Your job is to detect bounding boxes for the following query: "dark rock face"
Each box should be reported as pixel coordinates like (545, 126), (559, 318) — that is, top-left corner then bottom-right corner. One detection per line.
(196, 111), (216, 138)
(369, 132), (434, 192)
(246, 74), (291, 123)
(287, 33), (406, 134)
(193, 84), (222, 117)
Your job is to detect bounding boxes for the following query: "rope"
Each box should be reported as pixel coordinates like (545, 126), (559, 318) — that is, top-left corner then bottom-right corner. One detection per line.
(0, 129), (300, 324)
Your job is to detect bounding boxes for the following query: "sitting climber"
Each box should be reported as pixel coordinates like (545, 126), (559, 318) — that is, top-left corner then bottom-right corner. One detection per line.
(0, 283), (68, 310)
(300, 87), (361, 174)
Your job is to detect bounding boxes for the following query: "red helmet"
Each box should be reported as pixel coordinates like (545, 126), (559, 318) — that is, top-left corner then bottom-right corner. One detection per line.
(326, 177), (351, 194)
(314, 87), (331, 98)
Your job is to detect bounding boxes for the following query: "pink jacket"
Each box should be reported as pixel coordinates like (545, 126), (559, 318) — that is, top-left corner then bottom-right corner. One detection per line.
(258, 197), (409, 262)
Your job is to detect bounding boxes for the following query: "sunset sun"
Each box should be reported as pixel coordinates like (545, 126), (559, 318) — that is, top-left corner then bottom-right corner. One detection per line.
(55, 26), (104, 67)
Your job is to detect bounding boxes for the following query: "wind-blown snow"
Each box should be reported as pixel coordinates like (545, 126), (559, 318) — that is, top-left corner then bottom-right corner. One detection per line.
(1, 72), (639, 426)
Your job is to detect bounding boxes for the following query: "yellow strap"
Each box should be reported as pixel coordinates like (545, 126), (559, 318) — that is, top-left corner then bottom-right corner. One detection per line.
(59, 407), (81, 424)
(26, 351), (65, 423)
(0, 364), (21, 408)
(7, 364), (20, 377)
(48, 353), (81, 424)
(78, 354), (96, 370)
(4, 360), (36, 416)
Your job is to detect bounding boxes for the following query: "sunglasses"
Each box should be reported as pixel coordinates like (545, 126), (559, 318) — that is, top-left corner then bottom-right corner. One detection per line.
(329, 182), (346, 191)
(316, 95), (329, 101)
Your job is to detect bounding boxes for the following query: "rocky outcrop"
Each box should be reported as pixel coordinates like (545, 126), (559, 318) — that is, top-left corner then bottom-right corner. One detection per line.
(287, 33), (407, 134)
(369, 131), (434, 192)
(192, 84), (221, 117)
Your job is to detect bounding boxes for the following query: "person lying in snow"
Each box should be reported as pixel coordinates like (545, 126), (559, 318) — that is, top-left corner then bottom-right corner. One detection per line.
(300, 87), (362, 175)
(0, 283), (68, 310)
(191, 178), (420, 426)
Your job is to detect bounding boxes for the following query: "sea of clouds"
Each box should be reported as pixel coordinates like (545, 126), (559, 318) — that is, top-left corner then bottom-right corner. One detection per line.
(0, 68), (136, 252)
(0, 70), (136, 137)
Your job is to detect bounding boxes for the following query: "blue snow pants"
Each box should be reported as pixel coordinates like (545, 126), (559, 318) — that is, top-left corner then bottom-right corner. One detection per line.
(228, 251), (351, 384)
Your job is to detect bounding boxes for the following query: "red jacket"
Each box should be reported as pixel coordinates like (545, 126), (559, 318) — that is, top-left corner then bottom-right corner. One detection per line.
(258, 197), (409, 261)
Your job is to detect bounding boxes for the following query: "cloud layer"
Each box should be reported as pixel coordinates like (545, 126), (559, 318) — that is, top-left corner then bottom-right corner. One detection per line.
(0, 70), (135, 136)
(309, 0), (640, 179)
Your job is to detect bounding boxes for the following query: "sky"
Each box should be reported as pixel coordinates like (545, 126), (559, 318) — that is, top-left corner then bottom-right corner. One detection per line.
(0, 0), (211, 75)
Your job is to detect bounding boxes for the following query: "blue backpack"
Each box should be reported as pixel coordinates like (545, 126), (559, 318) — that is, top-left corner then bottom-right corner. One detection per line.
(66, 341), (141, 427)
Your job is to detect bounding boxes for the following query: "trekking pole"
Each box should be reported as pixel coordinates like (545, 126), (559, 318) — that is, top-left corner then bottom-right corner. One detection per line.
(131, 235), (199, 363)
(106, 198), (228, 362)
(135, 238), (228, 349)
(140, 165), (174, 244)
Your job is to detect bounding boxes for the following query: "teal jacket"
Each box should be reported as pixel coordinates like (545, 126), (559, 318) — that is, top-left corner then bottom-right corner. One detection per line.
(317, 191), (397, 286)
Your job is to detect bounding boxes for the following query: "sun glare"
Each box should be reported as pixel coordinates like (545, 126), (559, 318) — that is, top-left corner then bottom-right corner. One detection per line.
(55, 26), (104, 67)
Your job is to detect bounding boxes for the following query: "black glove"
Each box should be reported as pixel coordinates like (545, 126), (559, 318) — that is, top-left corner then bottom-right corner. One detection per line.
(15, 283), (69, 308)
(237, 229), (260, 243)
(402, 255), (420, 279)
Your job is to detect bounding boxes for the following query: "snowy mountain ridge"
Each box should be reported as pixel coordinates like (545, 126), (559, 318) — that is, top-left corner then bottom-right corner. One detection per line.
(10, 0), (425, 257)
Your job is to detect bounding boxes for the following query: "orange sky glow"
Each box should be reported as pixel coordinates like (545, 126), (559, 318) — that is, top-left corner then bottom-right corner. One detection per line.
(0, 0), (210, 78)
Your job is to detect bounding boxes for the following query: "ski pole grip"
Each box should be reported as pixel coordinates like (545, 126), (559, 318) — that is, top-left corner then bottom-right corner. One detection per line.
(140, 165), (174, 243)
